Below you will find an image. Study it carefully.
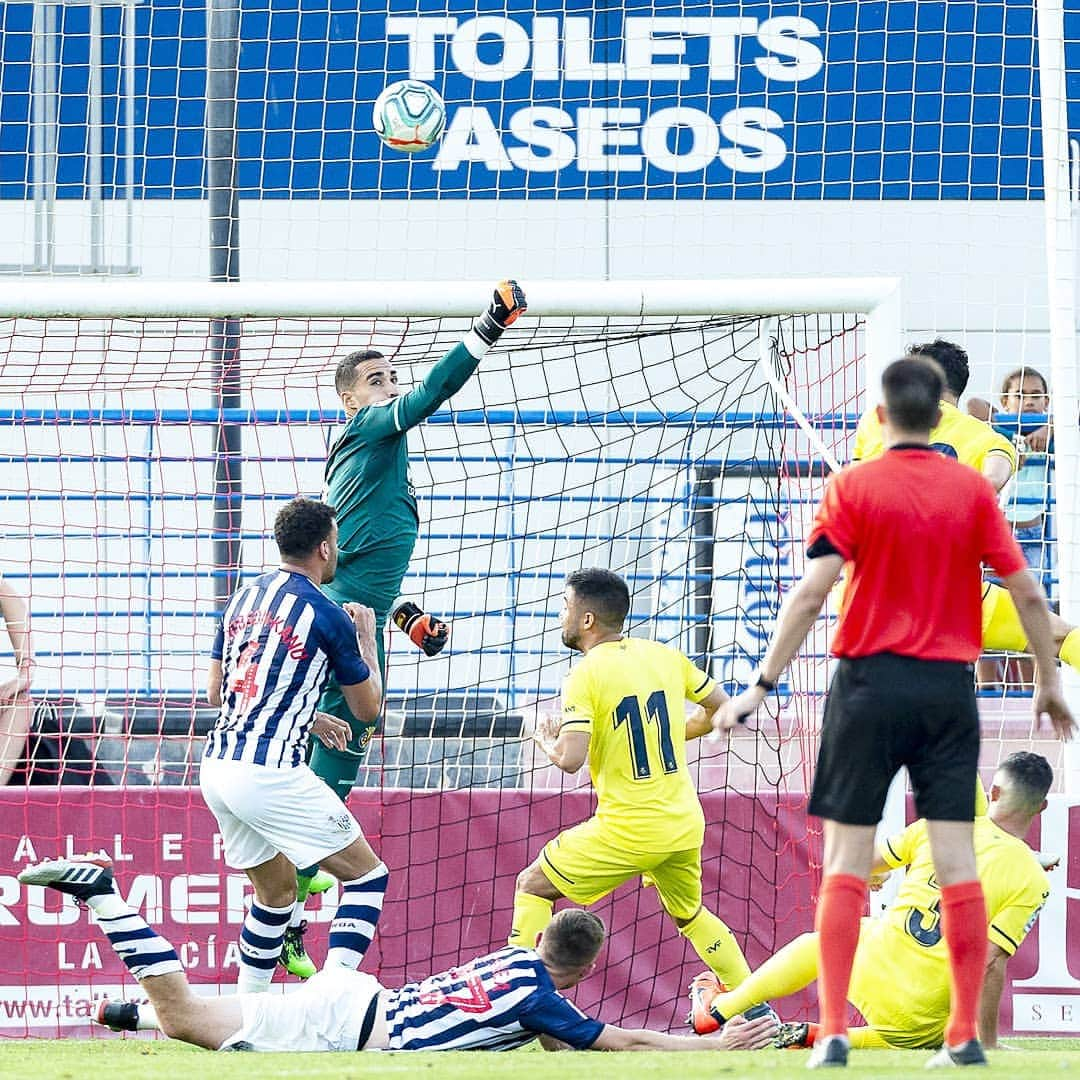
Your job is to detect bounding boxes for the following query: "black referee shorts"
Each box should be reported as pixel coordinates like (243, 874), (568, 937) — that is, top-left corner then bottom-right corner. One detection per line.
(807, 653), (980, 827)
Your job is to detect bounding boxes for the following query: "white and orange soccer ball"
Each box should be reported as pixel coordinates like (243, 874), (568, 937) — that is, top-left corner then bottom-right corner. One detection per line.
(372, 80), (447, 153)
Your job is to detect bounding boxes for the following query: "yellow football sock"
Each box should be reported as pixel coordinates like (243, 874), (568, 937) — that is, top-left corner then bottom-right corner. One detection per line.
(711, 931), (818, 1018)
(981, 585), (1028, 652)
(508, 893), (553, 948)
(1059, 628), (1080, 672)
(679, 907), (752, 989)
(848, 1026), (891, 1049)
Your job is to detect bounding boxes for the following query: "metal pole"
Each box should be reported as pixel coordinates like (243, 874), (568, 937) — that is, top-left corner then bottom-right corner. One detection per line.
(43, 3), (59, 272)
(88, 0), (104, 272)
(31, 2), (46, 268)
(691, 468), (717, 668)
(207, 0), (242, 607)
(124, 0), (136, 270)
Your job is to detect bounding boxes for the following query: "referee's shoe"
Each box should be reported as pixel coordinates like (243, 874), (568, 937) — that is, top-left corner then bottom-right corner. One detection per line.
(925, 1039), (988, 1068)
(807, 1033), (849, 1068)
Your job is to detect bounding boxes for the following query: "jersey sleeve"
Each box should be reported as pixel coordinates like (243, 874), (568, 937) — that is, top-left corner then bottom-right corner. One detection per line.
(317, 604), (372, 686)
(210, 621), (225, 661)
(682, 652), (716, 703)
(976, 480), (1028, 579)
(516, 987), (604, 1049)
(978, 426), (1019, 476)
(987, 866), (1050, 956)
(359, 342), (482, 439)
(880, 820), (924, 869)
(806, 472), (858, 561)
(559, 664), (594, 734)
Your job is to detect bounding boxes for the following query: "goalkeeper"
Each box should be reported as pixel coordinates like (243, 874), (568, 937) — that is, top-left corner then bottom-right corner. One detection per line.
(286, 281), (528, 976)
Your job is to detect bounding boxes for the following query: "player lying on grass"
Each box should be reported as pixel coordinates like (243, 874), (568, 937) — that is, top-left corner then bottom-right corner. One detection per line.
(16, 856), (776, 1053)
(513, 569), (756, 996)
(854, 337), (1080, 680)
(285, 280), (529, 978)
(687, 752), (1053, 1055)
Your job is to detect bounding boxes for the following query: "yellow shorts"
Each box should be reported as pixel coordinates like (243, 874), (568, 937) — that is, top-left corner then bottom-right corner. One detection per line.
(981, 582), (1028, 652)
(539, 817), (702, 920)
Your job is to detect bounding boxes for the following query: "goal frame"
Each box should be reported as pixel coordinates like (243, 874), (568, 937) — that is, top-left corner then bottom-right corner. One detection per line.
(0, 275), (902, 348)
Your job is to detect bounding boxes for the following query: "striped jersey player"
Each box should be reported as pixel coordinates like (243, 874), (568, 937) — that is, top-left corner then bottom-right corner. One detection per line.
(199, 497), (387, 994)
(12, 859), (779, 1055)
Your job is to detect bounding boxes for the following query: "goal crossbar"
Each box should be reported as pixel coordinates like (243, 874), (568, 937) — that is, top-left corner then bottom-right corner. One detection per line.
(0, 277), (901, 320)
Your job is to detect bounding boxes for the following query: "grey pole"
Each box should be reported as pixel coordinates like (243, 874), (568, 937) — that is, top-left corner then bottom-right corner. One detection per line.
(31, 2), (46, 268)
(207, 0), (242, 607)
(124, 0), (136, 270)
(88, 0), (104, 272)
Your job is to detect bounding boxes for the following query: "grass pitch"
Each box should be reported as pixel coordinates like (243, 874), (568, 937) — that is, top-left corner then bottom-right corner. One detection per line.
(4, 1038), (1080, 1079)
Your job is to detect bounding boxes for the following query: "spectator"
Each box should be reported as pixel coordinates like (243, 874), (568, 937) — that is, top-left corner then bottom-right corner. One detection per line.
(0, 576), (34, 785)
(969, 368), (1053, 688)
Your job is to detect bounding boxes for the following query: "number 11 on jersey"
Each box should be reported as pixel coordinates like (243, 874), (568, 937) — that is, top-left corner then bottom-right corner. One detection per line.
(614, 691), (678, 779)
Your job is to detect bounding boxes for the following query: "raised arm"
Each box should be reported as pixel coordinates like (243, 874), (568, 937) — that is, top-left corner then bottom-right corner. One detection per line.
(379, 281), (527, 434)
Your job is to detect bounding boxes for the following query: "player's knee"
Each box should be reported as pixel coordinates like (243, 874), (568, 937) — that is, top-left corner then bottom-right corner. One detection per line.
(156, 1006), (196, 1046)
(515, 863), (546, 895)
(672, 904), (701, 929)
(255, 881), (297, 909)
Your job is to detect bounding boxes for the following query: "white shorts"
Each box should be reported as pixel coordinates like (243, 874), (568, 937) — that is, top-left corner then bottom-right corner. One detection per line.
(199, 757), (364, 870)
(220, 968), (385, 1053)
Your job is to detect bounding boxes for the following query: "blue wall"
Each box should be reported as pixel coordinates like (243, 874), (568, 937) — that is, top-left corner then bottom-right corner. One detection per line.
(0, 0), (1076, 199)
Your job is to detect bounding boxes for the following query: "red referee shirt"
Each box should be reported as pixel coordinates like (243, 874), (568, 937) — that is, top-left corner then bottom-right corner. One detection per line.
(807, 446), (1028, 662)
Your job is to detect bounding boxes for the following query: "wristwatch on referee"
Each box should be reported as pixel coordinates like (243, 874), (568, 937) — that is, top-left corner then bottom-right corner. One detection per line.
(752, 670), (776, 692)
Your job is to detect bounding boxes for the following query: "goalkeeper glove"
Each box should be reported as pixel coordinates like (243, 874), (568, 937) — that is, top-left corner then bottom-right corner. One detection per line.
(392, 601), (450, 657)
(472, 280), (527, 347)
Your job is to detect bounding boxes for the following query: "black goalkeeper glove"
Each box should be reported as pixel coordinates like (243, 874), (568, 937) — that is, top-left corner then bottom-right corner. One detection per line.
(392, 601), (450, 657)
(472, 280), (527, 347)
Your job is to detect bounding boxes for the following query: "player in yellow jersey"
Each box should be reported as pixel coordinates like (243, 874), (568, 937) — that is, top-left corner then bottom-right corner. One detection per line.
(853, 339), (1080, 675)
(690, 752), (1053, 1055)
(508, 568), (759, 997)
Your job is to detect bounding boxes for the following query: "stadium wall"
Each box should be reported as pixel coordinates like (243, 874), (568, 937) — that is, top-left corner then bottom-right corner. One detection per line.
(2, 788), (1079, 1038)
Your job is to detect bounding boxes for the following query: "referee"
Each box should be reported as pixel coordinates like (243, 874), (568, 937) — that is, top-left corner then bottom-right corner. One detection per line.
(717, 354), (1075, 1069)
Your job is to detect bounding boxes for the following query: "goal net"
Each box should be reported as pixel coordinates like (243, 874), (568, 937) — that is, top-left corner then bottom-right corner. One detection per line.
(0, 278), (885, 1034)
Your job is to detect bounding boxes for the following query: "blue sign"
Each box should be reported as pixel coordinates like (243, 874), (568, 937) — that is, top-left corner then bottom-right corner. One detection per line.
(0, 0), (1077, 199)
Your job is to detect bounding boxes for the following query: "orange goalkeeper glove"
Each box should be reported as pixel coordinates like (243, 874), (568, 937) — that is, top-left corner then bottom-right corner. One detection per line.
(392, 601), (450, 657)
(473, 280), (527, 346)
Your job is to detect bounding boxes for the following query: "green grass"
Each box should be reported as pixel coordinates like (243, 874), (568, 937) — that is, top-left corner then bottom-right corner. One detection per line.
(4, 1039), (1080, 1079)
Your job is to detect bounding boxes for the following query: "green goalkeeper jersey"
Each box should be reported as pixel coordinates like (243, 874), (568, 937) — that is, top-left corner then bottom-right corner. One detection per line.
(323, 340), (482, 576)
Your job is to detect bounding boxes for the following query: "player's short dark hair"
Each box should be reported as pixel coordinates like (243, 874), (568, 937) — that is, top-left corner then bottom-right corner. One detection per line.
(566, 568), (631, 630)
(906, 338), (969, 398)
(540, 909), (605, 971)
(273, 497), (336, 559)
(882, 355), (945, 433)
(335, 349), (386, 395)
(1001, 367), (1048, 398)
(997, 751), (1053, 812)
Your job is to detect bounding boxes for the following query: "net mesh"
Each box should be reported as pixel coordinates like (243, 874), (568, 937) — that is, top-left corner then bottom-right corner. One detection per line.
(1, 309), (860, 1033)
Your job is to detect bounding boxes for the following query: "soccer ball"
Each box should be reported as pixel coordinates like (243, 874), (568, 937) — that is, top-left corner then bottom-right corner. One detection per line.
(372, 80), (447, 154)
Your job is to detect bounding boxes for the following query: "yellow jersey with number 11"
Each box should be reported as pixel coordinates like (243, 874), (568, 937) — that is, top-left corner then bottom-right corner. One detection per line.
(559, 638), (716, 853)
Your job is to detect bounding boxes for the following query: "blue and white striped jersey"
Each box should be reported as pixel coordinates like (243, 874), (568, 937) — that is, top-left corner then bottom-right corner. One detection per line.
(205, 569), (370, 767)
(381, 947), (603, 1052)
